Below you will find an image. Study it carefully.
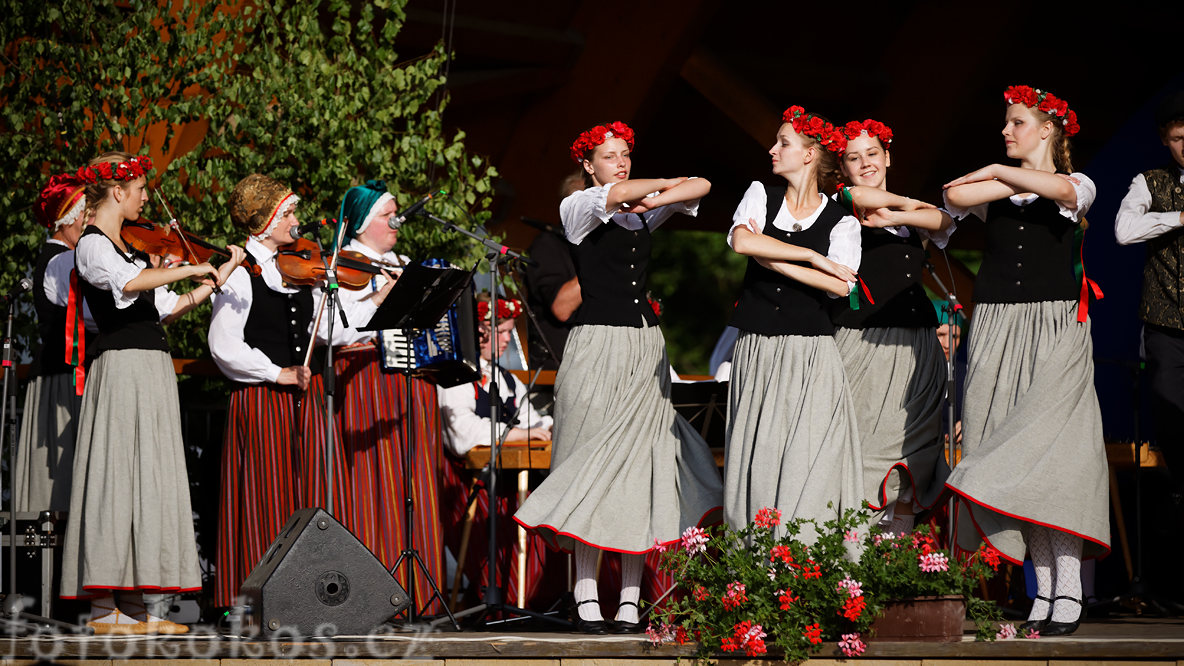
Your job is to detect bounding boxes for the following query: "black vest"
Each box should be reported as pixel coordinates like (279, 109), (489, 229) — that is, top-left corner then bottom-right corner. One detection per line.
(730, 187), (845, 336)
(475, 367), (516, 425)
(78, 227), (170, 356)
(30, 243), (91, 378)
(1139, 167), (1184, 330)
(974, 195), (1080, 304)
(242, 254), (315, 369)
(832, 226), (936, 329)
(571, 214), (658, 327)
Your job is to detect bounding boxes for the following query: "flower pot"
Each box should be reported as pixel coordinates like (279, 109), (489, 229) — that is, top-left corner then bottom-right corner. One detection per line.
(869, 595), (966, 642)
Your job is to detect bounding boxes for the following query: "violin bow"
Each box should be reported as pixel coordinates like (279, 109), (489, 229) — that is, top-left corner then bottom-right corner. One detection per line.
(153, 188), (223, 294)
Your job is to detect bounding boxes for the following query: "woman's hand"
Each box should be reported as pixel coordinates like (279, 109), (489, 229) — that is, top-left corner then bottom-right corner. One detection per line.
(809, 252), (857, 284)
(863, 208), (898, 228)
(371, 269), (398, 305)
(944, 164), (999, 189)
(277, 365), (312, 391)
(216, 245), (246, 287)
(623, 177), (690, 213)
(188, 262), (222, 288)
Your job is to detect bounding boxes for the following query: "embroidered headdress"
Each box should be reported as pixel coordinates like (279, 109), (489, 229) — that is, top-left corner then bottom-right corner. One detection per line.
(228, 173), (299, 237)
(35, 173), (87, 230)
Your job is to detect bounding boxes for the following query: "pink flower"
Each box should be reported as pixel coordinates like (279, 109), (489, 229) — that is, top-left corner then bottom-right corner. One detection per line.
(996, 623), (1017, 640)
(838, 633), (866, 657)
(844, 529), (859, 543)
(646, 622), (675, 645)
(1023, 628), (1041, 640)
(652, 538), (667, 553)
(722, 581), (748, 610)
(680, 526), (708, 554)
(919, 551), (949, 573)
(836, 576), (863, 598)
(754, 506), (781, 529)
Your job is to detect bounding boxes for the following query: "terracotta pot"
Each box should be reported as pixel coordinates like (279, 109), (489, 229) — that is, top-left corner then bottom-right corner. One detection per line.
(869, 595), (966, 642)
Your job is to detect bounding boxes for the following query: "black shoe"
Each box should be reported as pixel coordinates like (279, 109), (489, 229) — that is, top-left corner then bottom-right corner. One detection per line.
(612, 601), (643, 634)
(1020, 595), (1052, 634)
(1042, 595), (1082, 636)
(573, 599), (607, 635)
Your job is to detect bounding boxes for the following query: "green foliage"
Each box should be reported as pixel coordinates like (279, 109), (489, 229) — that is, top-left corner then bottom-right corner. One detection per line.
(1, 0), (496, 361)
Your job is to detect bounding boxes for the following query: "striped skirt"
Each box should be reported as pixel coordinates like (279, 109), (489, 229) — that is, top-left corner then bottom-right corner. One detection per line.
(15, 372), (82, 512)
(214, 378), (338, 607)
(332, 346), (446, 615)
(440, 456), (546, 608)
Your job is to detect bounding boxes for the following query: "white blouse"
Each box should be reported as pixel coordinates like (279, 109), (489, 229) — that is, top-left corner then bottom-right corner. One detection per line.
(437, 359), (553, 457)
(560, 181), (701, 246)
(728, 181), (862, 293)
(74, 232), (179, 319)
(943, 171), (1096, 224)
(334, 239), (410, 346)
(42, 239), (96, 328)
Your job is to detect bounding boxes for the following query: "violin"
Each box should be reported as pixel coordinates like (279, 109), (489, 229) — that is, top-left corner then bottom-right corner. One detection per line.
(121, 219), (260, 276)
(275, 238), (403, 290)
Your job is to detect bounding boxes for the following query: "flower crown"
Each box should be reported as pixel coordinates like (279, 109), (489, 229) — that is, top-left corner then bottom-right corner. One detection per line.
(478, 297), (523, 321)
(76, 155), (154, 184)
(1004, 85), (1080, 137)
(570, 121), (635, 163)
(782, 106), (847, 155)
(842, 119), (894, 148)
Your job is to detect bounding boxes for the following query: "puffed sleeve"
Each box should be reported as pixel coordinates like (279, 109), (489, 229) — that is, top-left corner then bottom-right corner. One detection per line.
(561, 184), (617, 245)
(827, 214), (862, 296)
(1055, 172), (1096, 222)
(74, 233), (144, 309)
(727, 182), (768, 249)
(917, 213), (957, 249)
(941, 191), (988, 224)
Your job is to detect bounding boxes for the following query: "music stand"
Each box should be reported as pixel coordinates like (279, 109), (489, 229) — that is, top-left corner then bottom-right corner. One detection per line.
(360, 262), (474, 630)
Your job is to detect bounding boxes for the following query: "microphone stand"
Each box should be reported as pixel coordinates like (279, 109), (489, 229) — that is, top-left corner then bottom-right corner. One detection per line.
(417, 212), (568, 630)
(925, 260), (962, 554)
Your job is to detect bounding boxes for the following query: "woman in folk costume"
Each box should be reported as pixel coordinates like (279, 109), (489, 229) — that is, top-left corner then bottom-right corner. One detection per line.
(210, 173), (347, 608)
(61, 151), (243, 634)
(943, 85), (1106, 636)
(330, 180), (446, 613)
(724, 106), (863, 535)
(514, 121), (723, 634)
(15, 174), (96, 512)
(437, 295), (552, 607)
(830, 118), (955, 530)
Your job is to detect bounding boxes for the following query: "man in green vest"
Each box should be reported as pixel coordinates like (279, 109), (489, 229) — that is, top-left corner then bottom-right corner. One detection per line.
(1115, 90), (1184, 503)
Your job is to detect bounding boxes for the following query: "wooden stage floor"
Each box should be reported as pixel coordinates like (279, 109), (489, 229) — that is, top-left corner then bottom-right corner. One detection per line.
(2, 617), (1182, 663)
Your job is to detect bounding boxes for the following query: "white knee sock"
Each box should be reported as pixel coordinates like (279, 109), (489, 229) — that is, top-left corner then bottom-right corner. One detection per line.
(1026, 526), (1053, 622)
(616, 553), (644, 623)
(1050, 530), (1083, 624)
(573, 543), (602, 622)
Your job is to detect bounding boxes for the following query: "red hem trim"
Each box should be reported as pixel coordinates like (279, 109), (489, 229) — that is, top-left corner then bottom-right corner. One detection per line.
(870, 462), (944, 512)
(514, 506), (722, 555)
(61, 585), (202, 600)
(945, 482), (1110, 562)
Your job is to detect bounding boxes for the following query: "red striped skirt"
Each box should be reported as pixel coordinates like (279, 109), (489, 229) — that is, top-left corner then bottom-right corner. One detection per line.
(332, 346), (446, 615)
(214, 377), (341, 607)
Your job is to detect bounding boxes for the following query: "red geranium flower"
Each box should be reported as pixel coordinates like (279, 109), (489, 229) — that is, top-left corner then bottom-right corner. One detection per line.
(802, 622), (823, 645)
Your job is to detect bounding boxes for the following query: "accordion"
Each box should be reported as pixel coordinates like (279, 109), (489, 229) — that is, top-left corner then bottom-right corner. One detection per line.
(378, 260), (481, 388)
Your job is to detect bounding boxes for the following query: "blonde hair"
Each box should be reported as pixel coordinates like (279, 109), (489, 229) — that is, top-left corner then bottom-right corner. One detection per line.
(83, 151), (139, 213)
(1029, 109), (1074, 173)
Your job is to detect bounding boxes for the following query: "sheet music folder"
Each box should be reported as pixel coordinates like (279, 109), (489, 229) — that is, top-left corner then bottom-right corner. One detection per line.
(359, 263), (474, 332)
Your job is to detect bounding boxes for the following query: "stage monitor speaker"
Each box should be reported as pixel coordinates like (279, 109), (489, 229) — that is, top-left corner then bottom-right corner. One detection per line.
(239, 508), (410, 637)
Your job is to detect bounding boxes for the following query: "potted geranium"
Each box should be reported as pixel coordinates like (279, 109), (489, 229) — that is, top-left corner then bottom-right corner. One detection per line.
(648, 505), (1006, 661)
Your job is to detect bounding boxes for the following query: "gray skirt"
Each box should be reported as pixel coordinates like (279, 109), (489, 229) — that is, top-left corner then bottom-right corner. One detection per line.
(15, 373), (82, 512)
(513, 324), (723, 553)
(60, 349), (202, 597)
(724, 332), (863, 538)
(945, 301), (1110, 562)
(834, 326), (947, 511)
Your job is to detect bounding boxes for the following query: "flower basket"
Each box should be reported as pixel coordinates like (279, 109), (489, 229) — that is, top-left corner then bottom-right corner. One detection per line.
(870, 594), (966, 642)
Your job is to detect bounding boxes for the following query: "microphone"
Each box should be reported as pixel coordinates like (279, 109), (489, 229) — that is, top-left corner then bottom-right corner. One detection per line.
(2, 277), (33, 302)
(296, 218), (333, 237)
(390, 189), (445, 229)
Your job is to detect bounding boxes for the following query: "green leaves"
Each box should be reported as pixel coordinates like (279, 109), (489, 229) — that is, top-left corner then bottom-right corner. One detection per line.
(1, 0), (496, 361)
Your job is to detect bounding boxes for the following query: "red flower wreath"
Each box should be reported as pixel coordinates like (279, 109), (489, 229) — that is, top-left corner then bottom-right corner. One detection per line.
(76, 155), (154, 184)
(570, 121), (636, 163)
(842, 118), (894, 147)
(1004, 85), (1080, 136)
(477, 297), (523, 321)
(782, 106), (847, 155)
